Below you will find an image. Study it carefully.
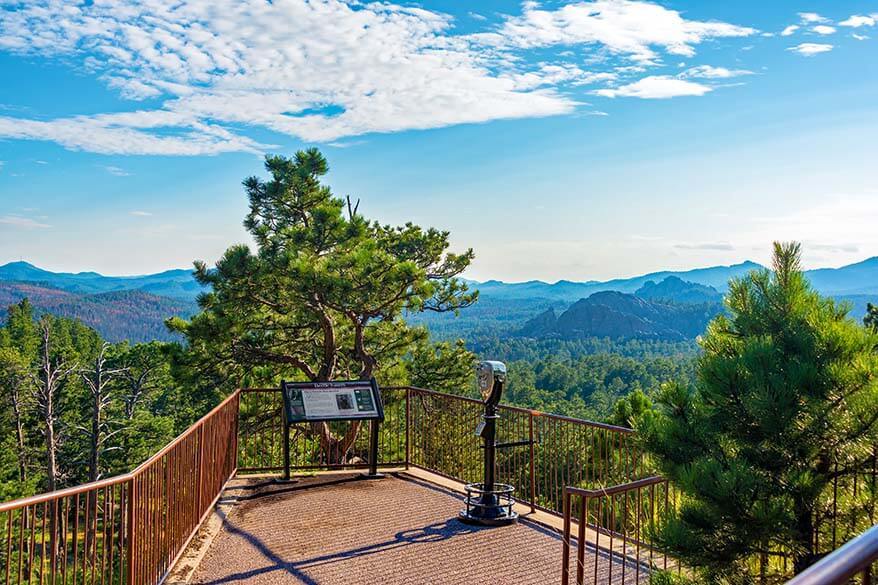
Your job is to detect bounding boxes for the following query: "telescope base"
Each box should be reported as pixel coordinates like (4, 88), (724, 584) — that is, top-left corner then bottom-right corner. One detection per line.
(458, 482), (518, 527)
(458, 509), (518, 526)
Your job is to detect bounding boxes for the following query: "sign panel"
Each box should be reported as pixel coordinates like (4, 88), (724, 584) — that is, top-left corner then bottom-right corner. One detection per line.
(281, 379), (384, 423)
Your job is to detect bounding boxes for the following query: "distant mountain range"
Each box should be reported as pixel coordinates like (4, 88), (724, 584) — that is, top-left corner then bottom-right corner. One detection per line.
(1, 258), (877, 343)
(469, 257), (878, 302)
(0, 281), (197, 343)
(0, 261), (203, 300)
(519, 290), (721, 341)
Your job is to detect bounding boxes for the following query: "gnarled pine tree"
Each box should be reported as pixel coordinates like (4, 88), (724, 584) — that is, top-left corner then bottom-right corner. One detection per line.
(169, 148), (476, 463)
(639, 242), (878, 582)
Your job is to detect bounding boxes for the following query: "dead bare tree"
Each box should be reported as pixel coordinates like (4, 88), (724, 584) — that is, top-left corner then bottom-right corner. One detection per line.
(30, 318), (76, 493)
(78, 342), (126, 482)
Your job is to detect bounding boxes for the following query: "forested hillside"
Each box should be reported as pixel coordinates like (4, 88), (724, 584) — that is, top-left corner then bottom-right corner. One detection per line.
(0, 281), (197, 342)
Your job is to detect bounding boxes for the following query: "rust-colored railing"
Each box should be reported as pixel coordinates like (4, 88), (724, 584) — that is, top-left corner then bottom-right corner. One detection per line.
(785, 523), (878, 585)
(407, 387), (644, 516)
(0, 390), (240, 585)
(236, 387), (407, 473)
(561, 476), (674, 585)
(236, 386), (644, 517)
(4, 383), (876, 585)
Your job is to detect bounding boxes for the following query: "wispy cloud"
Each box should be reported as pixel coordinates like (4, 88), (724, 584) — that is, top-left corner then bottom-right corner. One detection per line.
(788, 42), (834, 56)
(594, 76), (712, 99)
(0, 215), (51, 229)
(130, 210), (153, 217)
(781, 25), (800, 36)
(681, 65), (753, 79)
(104, 165), (131, 176)
(325, 141), (366, 149)
(674, 242), (734, 251)
(0, 0), (757, 154)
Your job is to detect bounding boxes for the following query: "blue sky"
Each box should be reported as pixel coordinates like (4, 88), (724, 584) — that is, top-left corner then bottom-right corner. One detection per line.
(1, 0), (877, 281)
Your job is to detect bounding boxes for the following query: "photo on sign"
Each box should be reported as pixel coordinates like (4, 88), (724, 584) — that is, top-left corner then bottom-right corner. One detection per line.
(288, 388), (306, 418)
(336, 393), (355, 411)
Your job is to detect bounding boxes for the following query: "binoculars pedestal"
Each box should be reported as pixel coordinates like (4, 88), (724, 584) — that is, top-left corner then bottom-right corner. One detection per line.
(458, 482), (518, 526)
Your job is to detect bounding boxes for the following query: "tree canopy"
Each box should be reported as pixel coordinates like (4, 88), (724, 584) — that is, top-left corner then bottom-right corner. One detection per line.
(169, 148), (477, 460)
(639, 242), (878, 582)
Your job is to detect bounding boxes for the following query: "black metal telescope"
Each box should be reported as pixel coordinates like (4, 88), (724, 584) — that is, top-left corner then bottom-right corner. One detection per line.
(459, 360), (518, 526)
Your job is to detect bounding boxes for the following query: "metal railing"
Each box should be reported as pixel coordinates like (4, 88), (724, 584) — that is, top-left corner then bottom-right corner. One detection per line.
(5, 384), (871, 584)
(0, 390), (240, 585)
(785, 524), (878, 585)
(561, 476), (674, 585)
(235, 386), (644, 516)
(406, 387), (643, 516)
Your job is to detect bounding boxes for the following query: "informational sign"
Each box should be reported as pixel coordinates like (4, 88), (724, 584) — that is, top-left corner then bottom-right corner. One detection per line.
(281, 379), (384, 423)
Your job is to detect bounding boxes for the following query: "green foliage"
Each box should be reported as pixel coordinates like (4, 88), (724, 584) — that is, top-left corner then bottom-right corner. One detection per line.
(639, 242), (878, 582)
(0, 299), (187, 497)
(169, 148), (477, 461)
(404, 337), (476, 395)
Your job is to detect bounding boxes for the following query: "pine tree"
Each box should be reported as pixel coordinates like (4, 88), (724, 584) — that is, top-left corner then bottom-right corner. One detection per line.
(169, 149), (477, 462)
(639, 242), (878, 582)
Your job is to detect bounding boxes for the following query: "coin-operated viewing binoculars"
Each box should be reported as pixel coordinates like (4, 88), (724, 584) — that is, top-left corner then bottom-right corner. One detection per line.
(459, 360), (519, 526)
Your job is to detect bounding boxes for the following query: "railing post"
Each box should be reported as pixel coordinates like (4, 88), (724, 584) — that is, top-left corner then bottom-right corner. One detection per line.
(126, 477), (136, 585)
(233, 391), (240, 474)
(562, 487), (571, 585)
(529, 411), (537, 512)
(196, 424), (205, 513)
(405, 387), (411, 470)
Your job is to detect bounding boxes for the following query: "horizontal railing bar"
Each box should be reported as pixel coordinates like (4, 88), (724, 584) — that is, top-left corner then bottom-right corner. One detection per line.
(566, 475), (665, 498)
(391, 385), (635, 433)
(785, 524), (878, 585)
(0, 473), (131, 512)
(129, 389), (242, 477)
(0, 388), (243, 512)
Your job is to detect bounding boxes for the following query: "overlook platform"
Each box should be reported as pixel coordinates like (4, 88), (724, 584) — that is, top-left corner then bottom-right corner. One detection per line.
(179, 471), (642, 585)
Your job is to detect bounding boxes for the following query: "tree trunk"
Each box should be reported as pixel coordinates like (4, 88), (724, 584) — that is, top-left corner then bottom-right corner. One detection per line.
(792, 498), (818, 574)
(89, 392), (100, 482)
(314, 421), (362, 464)
(11, 388), (28, 483)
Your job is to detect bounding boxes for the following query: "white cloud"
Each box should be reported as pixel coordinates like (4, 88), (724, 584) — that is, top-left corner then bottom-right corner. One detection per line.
(594, 75), (712, 99)
(798, 12), (829, 24)
(0, 0), (587, 152)
(104, 165), (132, 176)
(0, 215), (51, 229)
(852, 33), (870, 41)
(478, 0), (756, 62)
(781, 25), (800, 36)
(674, 242), (734, 251)
(0, 0), (760, 153)
(681, 65), (752, 79)
(839, 15), (876, 28)
(130, 210), (152, 216)
(812, 25), (836, 35)
(788, 42), (834, 56)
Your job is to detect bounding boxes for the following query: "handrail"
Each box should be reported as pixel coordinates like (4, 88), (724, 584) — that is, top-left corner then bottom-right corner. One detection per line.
(561, 475), (673, 585)
(565, 475), (665, 499)
(785, 524), (878, 585)
(389, 385), (635, 433)
(0, 390), (242, 514)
